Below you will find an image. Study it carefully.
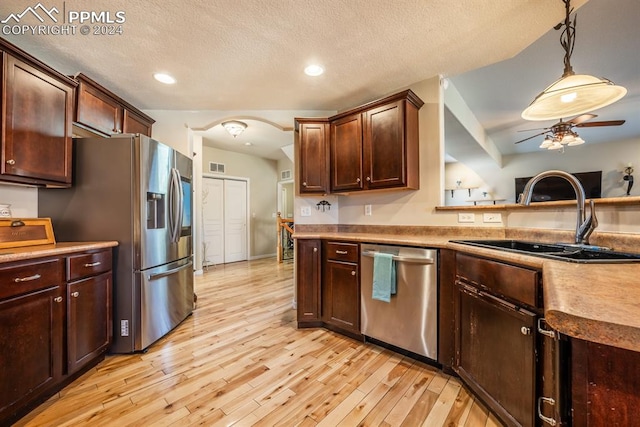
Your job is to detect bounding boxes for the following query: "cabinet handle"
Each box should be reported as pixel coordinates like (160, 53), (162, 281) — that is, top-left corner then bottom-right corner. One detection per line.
(54, 296), (63, 303)
(351, 271), (356, 276)
(336, 250), (348, 255)
(6, 159), (16, 165)
(84, 261), (102, 267)
(313, 247), (318, 253)
(520, 326), (531, 335)
(366, 176), (371, 182)
(71, 291), (80, 298)
(13, 274), (41, 283)
(356, 178), (361, 183)
(537, 397), (557, 426)
(302, 182), (308, 187)
(538, 318), (557, 339)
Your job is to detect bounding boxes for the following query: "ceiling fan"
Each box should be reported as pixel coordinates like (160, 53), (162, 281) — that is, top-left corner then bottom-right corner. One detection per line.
(514, 113), (626, 150)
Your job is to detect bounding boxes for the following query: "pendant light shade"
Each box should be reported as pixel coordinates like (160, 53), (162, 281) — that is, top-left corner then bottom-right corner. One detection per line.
(521, 0), (627, 121)
(522, 74), (627, 121)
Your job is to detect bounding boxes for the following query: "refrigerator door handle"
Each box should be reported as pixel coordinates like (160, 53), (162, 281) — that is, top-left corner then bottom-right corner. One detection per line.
(148, 261), (193, 281)
(169, 168), (182, 243)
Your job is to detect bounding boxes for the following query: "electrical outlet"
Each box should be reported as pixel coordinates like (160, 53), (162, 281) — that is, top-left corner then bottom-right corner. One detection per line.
(483, 213), (503, 223)
(458, 213), (475, 223)
(300, 206), (311, 217)
(121, 319), (129, 337)
(364, 204), (372, 216)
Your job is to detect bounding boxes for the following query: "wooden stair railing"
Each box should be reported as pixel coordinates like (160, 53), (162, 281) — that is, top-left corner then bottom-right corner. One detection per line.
(276, 212), (294, 263)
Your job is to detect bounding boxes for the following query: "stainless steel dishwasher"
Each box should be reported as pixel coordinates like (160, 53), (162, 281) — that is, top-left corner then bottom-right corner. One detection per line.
(360, 243), (438, 360)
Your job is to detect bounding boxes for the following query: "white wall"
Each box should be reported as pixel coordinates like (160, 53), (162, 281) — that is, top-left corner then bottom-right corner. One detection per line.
(0, 184), (38, 218)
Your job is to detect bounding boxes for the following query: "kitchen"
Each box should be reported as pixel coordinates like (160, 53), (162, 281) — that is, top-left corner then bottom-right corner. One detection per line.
(1, 0), (640, 425)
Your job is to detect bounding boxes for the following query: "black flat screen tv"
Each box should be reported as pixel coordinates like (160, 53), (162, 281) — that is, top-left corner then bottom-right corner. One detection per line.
(515, 171), (602, 202)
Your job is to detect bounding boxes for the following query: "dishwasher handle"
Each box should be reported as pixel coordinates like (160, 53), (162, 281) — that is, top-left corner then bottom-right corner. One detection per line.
(361, 250), (434, 265)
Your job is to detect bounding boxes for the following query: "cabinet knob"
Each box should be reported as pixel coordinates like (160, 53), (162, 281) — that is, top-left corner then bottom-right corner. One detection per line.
(521, 326), (531, 335)
(71, 291), (80, 298)
(6, 159), (16, 165)
(302, 182), (307, 187)
(54, 296), (63, 303)
(313, 247), (318, 253)
(366, 176), (371, 182)
(356, 178), (361, 183)
(351, 271), (356, 276)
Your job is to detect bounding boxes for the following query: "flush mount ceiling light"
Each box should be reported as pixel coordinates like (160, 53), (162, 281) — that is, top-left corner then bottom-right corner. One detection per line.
(521, 0), (626, 121)
(153, 73), (176, 84)
(304, 64), (324, 77)
(221, 120), (247, 137)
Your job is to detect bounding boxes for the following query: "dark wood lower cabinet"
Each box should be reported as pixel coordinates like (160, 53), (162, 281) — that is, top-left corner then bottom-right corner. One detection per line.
(0, 249), (113, 425)
(572, 339), (640, 427)
(322, 259), (360, 334)
(296, 239), (322, 327)
(0, 285), (64, 420)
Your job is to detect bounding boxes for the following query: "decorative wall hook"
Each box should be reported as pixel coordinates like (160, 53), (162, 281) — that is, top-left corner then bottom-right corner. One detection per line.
(316, 200), (331, 212)
(623, 164), (634, 196)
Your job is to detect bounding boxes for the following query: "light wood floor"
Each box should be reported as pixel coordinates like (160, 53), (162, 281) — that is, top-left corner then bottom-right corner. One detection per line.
(16, 258), (503, 427)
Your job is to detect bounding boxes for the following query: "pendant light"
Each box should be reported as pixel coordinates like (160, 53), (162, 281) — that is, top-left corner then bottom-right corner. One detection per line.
(521, 0), (626, 121)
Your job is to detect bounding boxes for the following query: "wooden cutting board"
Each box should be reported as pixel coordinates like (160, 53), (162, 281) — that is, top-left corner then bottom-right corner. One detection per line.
(0, 218), (56, 249)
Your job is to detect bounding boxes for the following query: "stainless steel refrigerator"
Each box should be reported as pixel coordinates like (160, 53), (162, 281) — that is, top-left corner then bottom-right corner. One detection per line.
(39, 134), (193, 353)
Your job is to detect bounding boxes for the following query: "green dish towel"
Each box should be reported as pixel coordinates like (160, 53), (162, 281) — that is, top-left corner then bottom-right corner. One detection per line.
(372, 252), (396, 302)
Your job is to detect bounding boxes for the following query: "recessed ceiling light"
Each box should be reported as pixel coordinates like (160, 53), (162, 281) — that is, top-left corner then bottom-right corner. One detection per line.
(153, 73), (176, 84)
(304, 64), (324, 77)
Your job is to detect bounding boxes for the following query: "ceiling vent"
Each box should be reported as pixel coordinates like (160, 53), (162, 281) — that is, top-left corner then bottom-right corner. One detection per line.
(209, 162), (226, 174)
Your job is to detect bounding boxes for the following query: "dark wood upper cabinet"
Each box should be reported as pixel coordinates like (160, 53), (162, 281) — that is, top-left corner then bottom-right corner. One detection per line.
(73, 73), (154, 137)
(330, 90), (423, 193)
(0, 40), (76, 187)
(295, 119), (329, 195)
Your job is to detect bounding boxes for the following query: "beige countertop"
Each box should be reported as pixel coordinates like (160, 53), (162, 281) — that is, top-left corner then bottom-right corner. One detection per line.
(295, 230), (640, 352)
(0, 241), (118, 263)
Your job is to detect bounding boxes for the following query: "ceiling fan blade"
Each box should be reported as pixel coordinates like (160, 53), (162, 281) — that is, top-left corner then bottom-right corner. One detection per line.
(576, 120), (626, 127)
(568, 113), (597, 125)
(514, 131), (548, 144)
(517, 126), (550, 132)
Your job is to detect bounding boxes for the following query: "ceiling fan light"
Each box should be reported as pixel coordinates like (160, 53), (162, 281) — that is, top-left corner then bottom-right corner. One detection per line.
(548, 141), (564, 150)
(221, 120), (247, 137)
(522, 74), (627, 121)
(540, 136), (554, 149)
(568, 136), (585, 146)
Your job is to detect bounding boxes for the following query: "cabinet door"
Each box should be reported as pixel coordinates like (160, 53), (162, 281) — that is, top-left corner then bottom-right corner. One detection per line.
(75, 80), (123, 135)
(0, 286), (64, 419)
(330, 113), (363, 192)
(2, 54), (74, 185)
(123, 109), (153, 137)
(296, 239), (321, 324)
(322, 260), (360, 332)
(455, 282), (536, 427)
(67, 272), (112, 374)
(298, 121), (328, 194)
(363, 100), (406, 189)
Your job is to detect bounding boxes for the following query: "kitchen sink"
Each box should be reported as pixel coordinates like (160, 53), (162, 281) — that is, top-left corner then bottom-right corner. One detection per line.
(451, 239), (640, 263)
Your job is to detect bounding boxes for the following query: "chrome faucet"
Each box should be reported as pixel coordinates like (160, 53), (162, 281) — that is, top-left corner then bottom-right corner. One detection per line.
(518, 170), (598, 245)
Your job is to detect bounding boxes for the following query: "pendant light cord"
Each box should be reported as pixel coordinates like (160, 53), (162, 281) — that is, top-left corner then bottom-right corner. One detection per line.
(557, 0), (576, 77)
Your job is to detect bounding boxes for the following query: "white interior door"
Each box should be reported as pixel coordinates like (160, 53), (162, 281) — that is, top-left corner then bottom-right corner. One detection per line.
(224, 180), (248, 263)
(202, 178), (224, 266)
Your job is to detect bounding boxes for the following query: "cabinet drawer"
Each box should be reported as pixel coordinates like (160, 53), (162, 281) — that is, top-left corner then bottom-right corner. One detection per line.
(456, 253), (540, 308)
(0, 259), (63, 300)
(67, 250), (112, 281)
(325, 242), (359, 263)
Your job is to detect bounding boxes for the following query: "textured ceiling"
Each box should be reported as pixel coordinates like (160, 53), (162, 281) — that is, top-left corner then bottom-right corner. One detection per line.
(8, 0), (628, 161)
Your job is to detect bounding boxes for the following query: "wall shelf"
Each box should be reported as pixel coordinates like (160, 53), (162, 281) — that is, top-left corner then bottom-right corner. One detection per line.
(444, 186), (478, 197)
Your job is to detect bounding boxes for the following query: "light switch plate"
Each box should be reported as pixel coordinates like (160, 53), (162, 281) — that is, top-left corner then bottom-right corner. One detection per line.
(458, 213), (475, 223)
(364, 204), (372, 216)
(300, 206), (311, 217)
